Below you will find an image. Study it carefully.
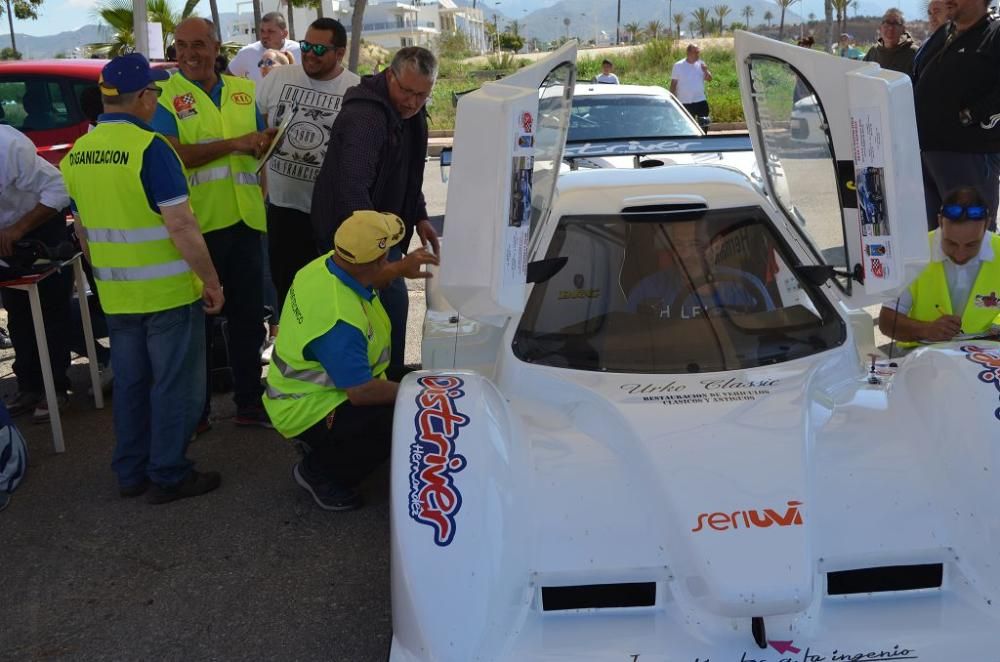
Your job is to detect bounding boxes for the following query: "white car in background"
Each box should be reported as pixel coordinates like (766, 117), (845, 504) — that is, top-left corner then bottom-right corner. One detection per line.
(390, 35), (1000, 661)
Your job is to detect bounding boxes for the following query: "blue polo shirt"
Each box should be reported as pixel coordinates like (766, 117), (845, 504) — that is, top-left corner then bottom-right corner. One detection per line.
(68, 113), (188, 216)
(302, 258), (380, 390)
(152, 72), (266, 138)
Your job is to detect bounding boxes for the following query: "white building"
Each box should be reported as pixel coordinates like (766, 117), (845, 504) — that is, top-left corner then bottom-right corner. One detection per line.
(228, 0), (488, 55)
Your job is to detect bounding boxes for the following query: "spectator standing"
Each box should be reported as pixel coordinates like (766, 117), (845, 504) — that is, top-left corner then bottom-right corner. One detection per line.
(258, 49), (291, 78)
(257, 18), (359, 316)
(836, 33), (865, 59)
(594, 59), (620, 84)
(0, 125), (73, 421)
(927, 0), (949, 33)
(228, 12), (301, 84)
(61, 53), (224, 503)
(670, 44), (712, 122)
(263, 211), (436, 510)
(310, 46), (440, 380)
(153, 17), (276, 429)
(913, 0), (1000, 230)
(878, 186), (1000, 345)
(863, 8), (919, 73)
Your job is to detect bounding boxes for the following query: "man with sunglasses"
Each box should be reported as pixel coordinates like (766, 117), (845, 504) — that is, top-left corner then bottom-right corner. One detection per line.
(311, 46), (440, 380)
(62, 53), (225, 503)
(154, 17), (277, 430)
(863, 8), (918, 74)
(879, 187), (1000, 344)
(257, 18), (359, 319)
(228, 12), (300, 85)
(913, 0), (1000, 229)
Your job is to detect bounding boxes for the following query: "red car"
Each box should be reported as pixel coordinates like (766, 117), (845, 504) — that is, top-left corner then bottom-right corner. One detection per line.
(0, 59), (173, 165)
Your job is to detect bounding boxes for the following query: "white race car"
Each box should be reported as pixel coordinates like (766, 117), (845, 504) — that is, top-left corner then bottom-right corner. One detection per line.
(388, 35), (1000, 661)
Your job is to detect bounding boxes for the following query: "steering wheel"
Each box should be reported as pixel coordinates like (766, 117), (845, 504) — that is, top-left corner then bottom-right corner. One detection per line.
(669, 270), (774, 317)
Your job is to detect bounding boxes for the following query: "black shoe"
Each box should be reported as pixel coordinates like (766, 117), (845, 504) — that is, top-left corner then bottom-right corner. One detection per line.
(119, 478), (150, 498)
(234, 405), (274, 429)
(6, 391), (42, 417)
(293, 463), (361, 511)
(146, 470), (221, 505)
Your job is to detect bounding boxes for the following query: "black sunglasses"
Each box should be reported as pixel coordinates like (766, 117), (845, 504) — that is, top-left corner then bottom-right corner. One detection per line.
(299, 40), (333, 56)
(940, 203), (989, 221)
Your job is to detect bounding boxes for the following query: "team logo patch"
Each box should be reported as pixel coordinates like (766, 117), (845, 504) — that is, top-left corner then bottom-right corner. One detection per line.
(960, 344), (1000, 420)
(409, 375), (470, 546)
(975, 291), (1000, 308)
(231, 92), (253, 105)
(172, 93), (198, 120)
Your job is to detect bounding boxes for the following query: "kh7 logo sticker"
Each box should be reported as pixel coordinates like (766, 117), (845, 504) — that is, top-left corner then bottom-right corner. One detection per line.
(409, 376), (471, 546)
(692, 501), (803, 532)
(960, 344), (1000, 420)
(974, 291), (1000, 308)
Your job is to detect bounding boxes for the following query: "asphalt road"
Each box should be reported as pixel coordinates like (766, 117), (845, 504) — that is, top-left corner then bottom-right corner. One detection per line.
(1, 164), (451, 662)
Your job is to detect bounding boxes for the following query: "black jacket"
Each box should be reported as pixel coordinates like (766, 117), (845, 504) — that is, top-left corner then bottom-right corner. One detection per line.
(862, 33), (918, 74)
(310, 71), (429, 252)
(913, 15), (1000, 152)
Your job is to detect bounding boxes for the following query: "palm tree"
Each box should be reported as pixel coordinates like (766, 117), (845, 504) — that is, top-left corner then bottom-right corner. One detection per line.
(90, 0), (201, 57)
(741, 5), (754, 29)
(624, 20), (641, 42)
(713, 4), (731, 33)
(691, 7), (711, 37)
(763, 9), (773, 27)
(507, 19), (521, 37)
(776, 0), (795, 39)
(347, 0), (367, 73)
(824, 0), (833, 52)
(831, 0), (849, 35)
(672, 12), (685, 37)
(645, 19), (663, 40)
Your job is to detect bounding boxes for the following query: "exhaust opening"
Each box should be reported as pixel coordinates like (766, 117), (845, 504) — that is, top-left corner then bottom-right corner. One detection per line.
(541, 582), (656, 611)
(827, 563), (943, 596)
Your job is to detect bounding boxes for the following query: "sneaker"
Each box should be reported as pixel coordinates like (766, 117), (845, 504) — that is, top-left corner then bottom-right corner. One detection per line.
(6, 391), (42, 417)
(234, 405), (273, 429)
(293, 462), (362, 511)
(190, 417), (212, 442)
(119, 478), (150, 498)
(146, 470), (222, 505)
(32, 392), (70, 423)
(260, 335), (276, 365)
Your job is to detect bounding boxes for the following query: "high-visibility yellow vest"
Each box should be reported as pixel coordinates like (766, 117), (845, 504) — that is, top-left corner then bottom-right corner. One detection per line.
(157, 73), (265, 234)
(263, 255), (391, 438)
(61, 120), (202, 314)
(903, 231), (1000, 346)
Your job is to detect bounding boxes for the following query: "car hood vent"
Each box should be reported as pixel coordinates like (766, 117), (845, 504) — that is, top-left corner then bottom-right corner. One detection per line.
(827, 563), (943, 596)
(541, 582), (657, 611)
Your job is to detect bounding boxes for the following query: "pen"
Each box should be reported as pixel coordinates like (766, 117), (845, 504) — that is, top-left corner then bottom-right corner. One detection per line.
(935, 304), (963, 333)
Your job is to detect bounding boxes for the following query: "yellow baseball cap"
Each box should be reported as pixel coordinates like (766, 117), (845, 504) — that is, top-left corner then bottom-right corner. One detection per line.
(334, 210), (405, 264)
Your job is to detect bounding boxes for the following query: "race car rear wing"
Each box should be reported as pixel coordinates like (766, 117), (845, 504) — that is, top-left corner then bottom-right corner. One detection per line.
(562, 133), (752, 169)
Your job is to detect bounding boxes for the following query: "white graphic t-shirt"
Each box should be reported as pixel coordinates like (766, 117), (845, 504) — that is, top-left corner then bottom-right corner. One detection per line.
(256, 64), (361, 213)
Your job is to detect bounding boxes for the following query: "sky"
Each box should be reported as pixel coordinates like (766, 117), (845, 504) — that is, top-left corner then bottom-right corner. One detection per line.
(17, 0), (930, 38)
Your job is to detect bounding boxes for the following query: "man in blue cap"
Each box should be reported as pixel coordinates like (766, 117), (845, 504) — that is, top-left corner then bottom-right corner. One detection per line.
(61, 53), (226, 504)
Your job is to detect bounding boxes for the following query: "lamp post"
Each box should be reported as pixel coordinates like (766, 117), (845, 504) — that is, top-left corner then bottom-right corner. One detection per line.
(563, 16), (570, 40)
(616, 0), (622, 44)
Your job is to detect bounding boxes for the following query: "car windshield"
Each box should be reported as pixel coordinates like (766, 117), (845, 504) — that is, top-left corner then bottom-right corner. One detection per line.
(513, 207), (845, 373)
(567, 93), (702, 142)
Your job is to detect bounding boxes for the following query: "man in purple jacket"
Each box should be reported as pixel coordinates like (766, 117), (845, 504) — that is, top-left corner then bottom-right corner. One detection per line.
(311, 46), (440, 380)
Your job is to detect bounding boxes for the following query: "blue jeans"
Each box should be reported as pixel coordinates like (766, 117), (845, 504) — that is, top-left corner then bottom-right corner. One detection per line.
(107, 301), (206, 488)
(379, 246), (409, 379)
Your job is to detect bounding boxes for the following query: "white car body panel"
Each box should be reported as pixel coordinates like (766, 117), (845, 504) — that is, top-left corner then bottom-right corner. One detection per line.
(390, 34), (1000, 661)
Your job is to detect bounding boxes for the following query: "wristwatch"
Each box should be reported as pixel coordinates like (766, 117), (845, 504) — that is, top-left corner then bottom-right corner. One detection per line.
(959, 108), (974, 127)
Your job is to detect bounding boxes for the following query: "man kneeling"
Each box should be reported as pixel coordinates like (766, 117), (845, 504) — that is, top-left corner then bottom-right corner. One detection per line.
(263, 210), (437, 510)
(879, 186), (1000, 345)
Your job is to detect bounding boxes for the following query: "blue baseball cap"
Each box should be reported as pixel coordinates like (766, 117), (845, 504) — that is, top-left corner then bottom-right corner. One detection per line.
(99, 53), (170, 96)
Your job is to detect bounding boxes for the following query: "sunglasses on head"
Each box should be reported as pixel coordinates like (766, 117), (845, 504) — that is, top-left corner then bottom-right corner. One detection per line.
(940, 203), (989, 221)
(299, 40), (332, 56)
(258, 58), (276, 68)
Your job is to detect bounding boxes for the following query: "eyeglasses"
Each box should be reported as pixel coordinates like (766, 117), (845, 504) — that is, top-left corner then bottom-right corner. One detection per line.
(141, 86), (163, 97)
(390, 71), (432, 102)
(882, 19), (904, 26)
(940, 203), (989, 221)
(299, 40), (332, 56)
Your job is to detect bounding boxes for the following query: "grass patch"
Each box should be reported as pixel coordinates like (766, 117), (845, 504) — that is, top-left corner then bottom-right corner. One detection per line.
(427, 39), (746, 131)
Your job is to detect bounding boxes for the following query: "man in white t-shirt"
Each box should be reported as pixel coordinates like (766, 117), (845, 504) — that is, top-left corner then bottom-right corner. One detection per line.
(670, 44), (713, 125)
(228, 12), (301, 84)
(257, 17), (360, 310)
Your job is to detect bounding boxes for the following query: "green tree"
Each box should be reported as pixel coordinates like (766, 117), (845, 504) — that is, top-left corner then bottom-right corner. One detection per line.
(741, 5), (754, 29)
(831, 0), (849, 36)
(763, 9), (773, 27)
(624, 20), (641, 42)
(435, 29), (471, 59)
(89, 0), (202, 57)
(499, 31), (523, 52)
(506, 19), (520, 37)
(0, 45), (20, 59)
(691, 7), (711, 37)
(713, 4), (731, 33)
(672, 12), (684, 37)
(645, 19), (663, 40)
(776, 0), (795, 39)
(2, 0), (44, 61)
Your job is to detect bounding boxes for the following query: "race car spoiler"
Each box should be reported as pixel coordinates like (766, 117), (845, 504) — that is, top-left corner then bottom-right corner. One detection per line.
(563, 133), (752, 164)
